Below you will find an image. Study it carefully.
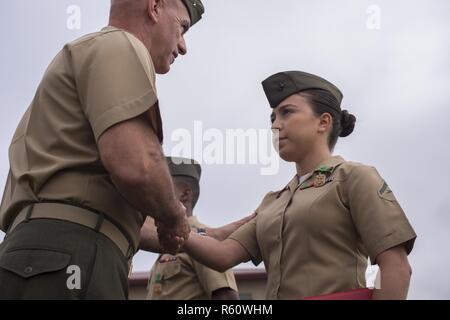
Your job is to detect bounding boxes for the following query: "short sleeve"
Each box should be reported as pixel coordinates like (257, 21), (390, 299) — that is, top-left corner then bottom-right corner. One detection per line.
(192, 261), (238, 298)
(346, 165), (417, 263)
(228, 217), (262, 266)
(70, 30), (159, 141)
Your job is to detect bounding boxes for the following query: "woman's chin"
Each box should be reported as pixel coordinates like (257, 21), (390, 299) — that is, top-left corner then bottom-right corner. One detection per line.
(278, 150), (297, 162)
(278, 147), (306, 163)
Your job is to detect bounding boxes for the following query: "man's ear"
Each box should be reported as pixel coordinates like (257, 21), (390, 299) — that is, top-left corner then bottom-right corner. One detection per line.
(147, 0), (162, 23)
(179, 188), (192, 205)
(318, 112), (332, 133)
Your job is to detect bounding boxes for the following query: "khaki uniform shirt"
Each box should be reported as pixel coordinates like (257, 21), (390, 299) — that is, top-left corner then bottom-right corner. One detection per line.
(147, 216), (238, 300)
(229, 156), (416, 299)
(0, 26), (162, 251)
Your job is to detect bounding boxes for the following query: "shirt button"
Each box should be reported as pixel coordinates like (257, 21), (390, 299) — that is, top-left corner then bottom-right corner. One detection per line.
(24, 266), (33, 274)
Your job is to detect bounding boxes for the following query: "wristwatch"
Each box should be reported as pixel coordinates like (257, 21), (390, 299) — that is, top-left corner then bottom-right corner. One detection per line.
(196, 227), (207, 236)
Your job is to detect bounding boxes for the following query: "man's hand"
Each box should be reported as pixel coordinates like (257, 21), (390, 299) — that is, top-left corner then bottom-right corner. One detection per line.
(206, 213), (256, 241)
(155, 202), (191, 254)
(156, 217), (190, 254)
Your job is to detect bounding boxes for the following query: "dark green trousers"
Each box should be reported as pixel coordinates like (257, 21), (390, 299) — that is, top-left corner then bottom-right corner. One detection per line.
(0, 219), (129, 299)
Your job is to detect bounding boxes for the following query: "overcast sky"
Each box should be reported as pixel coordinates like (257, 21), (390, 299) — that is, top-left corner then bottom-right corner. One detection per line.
(1, 0), (449, 299)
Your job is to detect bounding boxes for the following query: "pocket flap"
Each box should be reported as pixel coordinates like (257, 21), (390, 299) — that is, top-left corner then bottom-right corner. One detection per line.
(161, 261), (181, 280)
(0, 248), (71, 279)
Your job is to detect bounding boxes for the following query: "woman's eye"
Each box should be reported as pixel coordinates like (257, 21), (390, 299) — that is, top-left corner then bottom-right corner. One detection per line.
(281, 109), (291, 116)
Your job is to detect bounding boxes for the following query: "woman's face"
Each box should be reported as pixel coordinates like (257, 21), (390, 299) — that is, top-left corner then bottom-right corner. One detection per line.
(270, 94), (323, 162)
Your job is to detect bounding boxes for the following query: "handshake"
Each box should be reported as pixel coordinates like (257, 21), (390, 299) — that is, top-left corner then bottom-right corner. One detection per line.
(153, 201), (256, 255)
(154, 202), (191, 254)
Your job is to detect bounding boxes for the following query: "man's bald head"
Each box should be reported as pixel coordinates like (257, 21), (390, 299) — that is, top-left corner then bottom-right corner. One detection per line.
(110, 0), (146, 13)
(110, 0), (175, 22)
(110, 0), (204, 26)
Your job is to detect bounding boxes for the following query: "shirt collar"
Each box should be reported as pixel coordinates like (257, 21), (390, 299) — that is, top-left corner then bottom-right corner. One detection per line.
(313, 155), (346, 173)
(299, 172), (314, 185)
(278, 155), (346, 196)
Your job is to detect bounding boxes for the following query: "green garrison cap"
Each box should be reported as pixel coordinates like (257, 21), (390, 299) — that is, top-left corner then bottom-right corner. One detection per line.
(166, 157), (202, 182)
(181, 0), (204, 26)
(262, 71), (343, 110)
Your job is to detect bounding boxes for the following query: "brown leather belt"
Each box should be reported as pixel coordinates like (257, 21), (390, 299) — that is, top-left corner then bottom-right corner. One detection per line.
(8, 202), (135, 262)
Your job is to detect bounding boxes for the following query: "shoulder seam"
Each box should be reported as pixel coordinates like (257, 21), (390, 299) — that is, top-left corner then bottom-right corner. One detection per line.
(69, 29), (127, 50)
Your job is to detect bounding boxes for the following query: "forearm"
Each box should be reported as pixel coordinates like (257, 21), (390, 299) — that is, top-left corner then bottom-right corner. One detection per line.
(184, 234), (248, 273)
(138, 217), (163, 253)
(203, 213), (257, 241)
(108, 131), (182, 223)
(99, 113), (183, 223)
(111, 150), (181, 223)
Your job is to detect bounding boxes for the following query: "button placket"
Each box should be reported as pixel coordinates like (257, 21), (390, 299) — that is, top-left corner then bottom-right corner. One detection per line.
(274, 189), (297, 297)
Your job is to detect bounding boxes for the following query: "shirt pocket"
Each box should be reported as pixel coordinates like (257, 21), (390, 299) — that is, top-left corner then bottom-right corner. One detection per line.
(161, 260), (181, 280)
(0, 247), (71, 279)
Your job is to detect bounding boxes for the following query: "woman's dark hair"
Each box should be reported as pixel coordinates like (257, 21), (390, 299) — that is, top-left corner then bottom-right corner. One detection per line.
(299, 89), (356, 150)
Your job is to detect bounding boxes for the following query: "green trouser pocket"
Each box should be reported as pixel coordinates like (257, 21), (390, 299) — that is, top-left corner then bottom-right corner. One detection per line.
(0, 248), (71, 279)
(0, 219), (127, 299)
(0, 246), (75, 299)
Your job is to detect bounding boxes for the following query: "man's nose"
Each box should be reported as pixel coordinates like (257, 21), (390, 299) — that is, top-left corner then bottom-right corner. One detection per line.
(178, 36), (187, 55)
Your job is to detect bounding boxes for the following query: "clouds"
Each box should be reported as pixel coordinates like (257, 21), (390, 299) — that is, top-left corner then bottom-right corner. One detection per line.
(1, 0), (449, 299)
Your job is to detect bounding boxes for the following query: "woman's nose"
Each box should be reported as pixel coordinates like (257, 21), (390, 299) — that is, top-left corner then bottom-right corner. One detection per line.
(271, 118), (282, 131)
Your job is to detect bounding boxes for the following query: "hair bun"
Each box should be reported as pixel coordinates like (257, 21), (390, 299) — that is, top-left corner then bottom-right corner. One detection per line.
(339, 110), (356, 137)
